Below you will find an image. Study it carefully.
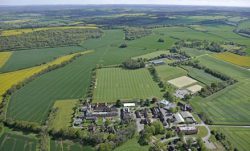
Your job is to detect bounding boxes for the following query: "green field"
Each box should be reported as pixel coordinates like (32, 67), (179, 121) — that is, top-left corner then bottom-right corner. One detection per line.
(114, 137), (149, 151)
(181, 66), (222, 85)
(133, 50), (170, 60)
(50, 139), (94, 151)
(7, 29), (173, 123)
(93, 68), (162, 102)
(191, 79), (250, 125)
(0, 46), (84, 72)
(197, 55), (250, 81)
(50, 99), (77, 130)
(211, 127), (250, 151)
(181, 48), (213, 57)
(155, 64), (187, 81)
(0, 132), (37, 151)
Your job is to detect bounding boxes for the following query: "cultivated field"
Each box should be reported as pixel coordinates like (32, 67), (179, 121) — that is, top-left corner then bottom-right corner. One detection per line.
(0, 50), (92, 103)
(0, 132), (37, 151)
(0, 46), (84, 72)
(0, 26), (98, 36)
(156, 64), (187, 81)
(133, 50), (170, 60)
(50, 140), (94, 151)
(214, 52), (250, 68)
(197, 55), (250, 81)
(168, 76), (197, 88)
(182, 66), (222, 85)
(0, 52), (12, 68)
(93, 68), (162, 102)
(211, 127), (250, 151)
(191, 79), (250, 125)
(50, 100), (77, 130)
(181, 48), (212, 57)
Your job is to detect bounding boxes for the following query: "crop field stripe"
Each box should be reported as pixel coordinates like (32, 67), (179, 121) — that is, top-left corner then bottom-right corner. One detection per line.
(0, 52), (12, 68)
(0, 46), (85, 73)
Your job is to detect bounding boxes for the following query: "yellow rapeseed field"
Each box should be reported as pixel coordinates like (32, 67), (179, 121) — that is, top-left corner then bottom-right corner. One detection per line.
(214, 52), (250, 68)
(0, 52), (12, 68)
(1, 26), (98, 36)
(0, 50), (93, 102)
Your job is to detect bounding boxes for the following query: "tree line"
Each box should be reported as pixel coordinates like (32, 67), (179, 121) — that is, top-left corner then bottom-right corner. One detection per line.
(0, 28), (103, 51)
(124, 27), (152, 40)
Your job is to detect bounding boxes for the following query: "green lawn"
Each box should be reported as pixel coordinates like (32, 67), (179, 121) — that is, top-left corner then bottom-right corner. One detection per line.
(196, 126), (208, 138)
(181, 66), (222, 85)
(155, 64), (187, 81)
(0, 46), (84, 73)
(114, 137), (149, 151)
(93, 68), (162, 102)
(211, 127), (250, 151)
(0, 132), (37, 151)
(50, 99), (77, 130)
(50, 139), (94, 151)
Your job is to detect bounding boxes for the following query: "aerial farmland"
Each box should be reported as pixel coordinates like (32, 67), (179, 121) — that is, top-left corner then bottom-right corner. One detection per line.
(0, 3), (250, 151)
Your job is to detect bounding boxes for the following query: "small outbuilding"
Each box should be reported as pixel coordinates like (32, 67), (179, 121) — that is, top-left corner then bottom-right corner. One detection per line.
(177, 126), (198, 135)
(123, 103), (136, 107)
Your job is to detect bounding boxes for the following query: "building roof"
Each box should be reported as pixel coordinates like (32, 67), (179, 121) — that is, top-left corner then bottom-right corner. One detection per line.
(149, 59), (165, 64)
(160, 99), (170, 106)
(123, 103), (135, 107)
(178, 126), (197, 131)
(180, 111), (193, 118)
(174, 113), (185, 123)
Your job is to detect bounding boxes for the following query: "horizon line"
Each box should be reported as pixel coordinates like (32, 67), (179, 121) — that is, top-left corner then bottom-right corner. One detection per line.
(0, 4), (250, 8)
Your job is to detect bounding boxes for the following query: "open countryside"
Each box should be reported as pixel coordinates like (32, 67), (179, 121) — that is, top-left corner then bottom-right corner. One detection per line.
(0, 3), (250, 151)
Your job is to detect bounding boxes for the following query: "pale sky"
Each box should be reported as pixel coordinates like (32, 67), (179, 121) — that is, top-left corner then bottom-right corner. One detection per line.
(1, 0), (250, 7)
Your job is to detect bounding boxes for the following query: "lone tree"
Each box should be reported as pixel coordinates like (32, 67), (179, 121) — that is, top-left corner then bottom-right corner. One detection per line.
(115, 99), (122, 107)
(119, 43), (127, 48)
(158, 38), (164, 43)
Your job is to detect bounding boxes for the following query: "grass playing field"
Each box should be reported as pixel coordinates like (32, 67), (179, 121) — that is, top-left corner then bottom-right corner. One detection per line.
(155, 64), (187, 82)
(50, 139), (94, 151)
(0, 52), (12, 68)
(191, 79), (250, 125)
(214, 52), (250, 68)
(211, 127), (250, 151)
(0, 50), (93, 103)
(50, 99), (77, 130)
(0, 46), (85, 73)
(0, 132), (37, 151)
(93, 68), (162, 102)
(181, 66), (222, 85)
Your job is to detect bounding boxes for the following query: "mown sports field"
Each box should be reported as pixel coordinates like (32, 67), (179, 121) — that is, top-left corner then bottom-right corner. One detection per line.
(93, 68), (162, 102)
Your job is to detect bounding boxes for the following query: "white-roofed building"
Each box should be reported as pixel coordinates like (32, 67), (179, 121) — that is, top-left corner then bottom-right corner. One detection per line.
(123, 103), (136, 107)
(173, 113), (185, 124)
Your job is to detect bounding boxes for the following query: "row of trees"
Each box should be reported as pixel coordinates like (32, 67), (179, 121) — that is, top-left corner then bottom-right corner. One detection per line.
(211, 130), (237, 151)
(175, 40), (225, 53)
(0, 28), (102, 51)
(121, 58), (145, 69)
